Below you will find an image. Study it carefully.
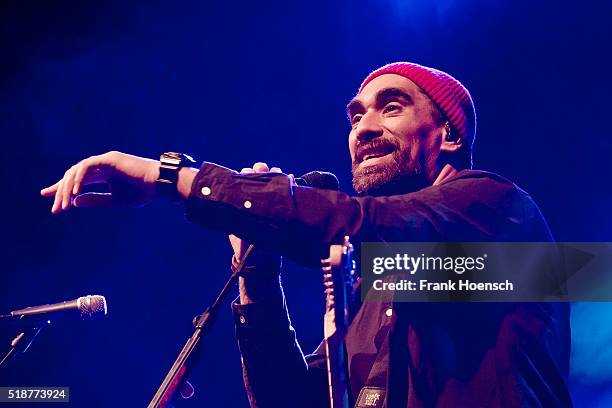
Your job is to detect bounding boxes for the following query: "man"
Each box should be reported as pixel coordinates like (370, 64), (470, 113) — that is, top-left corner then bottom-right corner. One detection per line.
(42, 62), (571, 407)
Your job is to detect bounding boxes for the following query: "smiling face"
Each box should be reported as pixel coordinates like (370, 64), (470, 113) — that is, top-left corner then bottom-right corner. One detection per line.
(348, 74), (447, 195)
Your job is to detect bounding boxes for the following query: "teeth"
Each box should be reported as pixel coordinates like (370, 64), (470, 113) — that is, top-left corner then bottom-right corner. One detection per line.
(364, 153), (383, 161)
(360, 147), (393, 162)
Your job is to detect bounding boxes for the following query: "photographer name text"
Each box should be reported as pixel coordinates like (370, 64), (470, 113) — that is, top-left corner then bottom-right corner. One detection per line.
(372, 279), (514, 292)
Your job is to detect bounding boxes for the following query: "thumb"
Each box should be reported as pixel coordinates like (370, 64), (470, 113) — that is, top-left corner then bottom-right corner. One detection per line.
(228, 234), (242, 254)
(73, 192), (114, 208)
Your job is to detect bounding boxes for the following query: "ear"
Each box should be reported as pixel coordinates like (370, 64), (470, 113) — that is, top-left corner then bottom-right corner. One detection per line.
(439, 122), (463, 154)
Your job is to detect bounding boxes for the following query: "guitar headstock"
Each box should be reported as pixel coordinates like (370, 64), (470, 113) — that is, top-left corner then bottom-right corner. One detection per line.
(322, 236), (356, 341)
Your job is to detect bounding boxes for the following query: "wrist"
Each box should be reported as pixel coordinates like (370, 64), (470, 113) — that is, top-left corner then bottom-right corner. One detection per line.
(233, 254), (283, 304)
(177, 167), (198, 199)
(156, 152), (196, 200)
(239, 275), (283, 305)
(146, 160), (161, 184)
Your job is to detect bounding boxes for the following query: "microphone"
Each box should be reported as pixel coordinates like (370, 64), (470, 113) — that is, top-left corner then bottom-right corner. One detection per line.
(1, 295), (108, 322)
(294, 171), (339, 191)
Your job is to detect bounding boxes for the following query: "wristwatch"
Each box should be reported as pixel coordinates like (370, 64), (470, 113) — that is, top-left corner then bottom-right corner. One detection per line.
(157, 152), (196, 199)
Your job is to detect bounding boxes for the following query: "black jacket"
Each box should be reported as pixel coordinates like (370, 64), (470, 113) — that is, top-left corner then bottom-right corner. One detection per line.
(185, 163), (571, 408)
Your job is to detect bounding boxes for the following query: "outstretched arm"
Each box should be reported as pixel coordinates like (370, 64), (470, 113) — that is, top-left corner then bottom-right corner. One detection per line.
(40, 151), (197, 212)
(42, 151), (527, 266)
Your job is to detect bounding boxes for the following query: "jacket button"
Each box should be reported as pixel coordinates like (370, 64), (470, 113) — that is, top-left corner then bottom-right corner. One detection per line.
(385, 308), (393, 317)
(239, 315), (246, 324)
(201, 186), (211, 196)
(243, 200), (252, 209)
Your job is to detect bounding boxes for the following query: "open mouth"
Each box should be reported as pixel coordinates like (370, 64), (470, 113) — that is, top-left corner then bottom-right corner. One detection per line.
(357, 144), (395, 164)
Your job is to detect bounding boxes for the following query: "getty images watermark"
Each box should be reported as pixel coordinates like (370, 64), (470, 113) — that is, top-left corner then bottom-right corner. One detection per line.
(360, 242), (612, 302)
(371, 251), (514, 292)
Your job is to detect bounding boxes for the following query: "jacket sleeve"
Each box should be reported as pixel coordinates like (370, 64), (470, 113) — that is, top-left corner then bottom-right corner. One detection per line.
(231, 282), (329, 407)
(185, 162), (534, 267)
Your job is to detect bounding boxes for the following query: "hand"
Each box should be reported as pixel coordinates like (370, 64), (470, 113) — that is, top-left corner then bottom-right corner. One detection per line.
(40, 151), (160, 214)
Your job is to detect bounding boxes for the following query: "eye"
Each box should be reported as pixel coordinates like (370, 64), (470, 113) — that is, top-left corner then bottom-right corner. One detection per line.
(351, 114), (363, 125)
(383, 103), (402, 114)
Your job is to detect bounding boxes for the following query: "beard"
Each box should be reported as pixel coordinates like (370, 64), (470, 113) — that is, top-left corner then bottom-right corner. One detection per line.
(352, 140), (426, 196)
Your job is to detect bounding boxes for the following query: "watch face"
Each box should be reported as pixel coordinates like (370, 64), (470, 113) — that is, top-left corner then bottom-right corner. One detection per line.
(161, 152), (195, 166)
(162, 155), (181, 166)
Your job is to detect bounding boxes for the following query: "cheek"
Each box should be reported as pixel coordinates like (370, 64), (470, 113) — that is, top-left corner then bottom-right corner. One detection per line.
(348, 132), (357, 160)
(385, 115), (416, 136)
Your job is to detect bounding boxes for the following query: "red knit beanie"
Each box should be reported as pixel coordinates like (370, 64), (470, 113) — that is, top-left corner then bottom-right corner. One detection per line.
(359, 62), (477, 158)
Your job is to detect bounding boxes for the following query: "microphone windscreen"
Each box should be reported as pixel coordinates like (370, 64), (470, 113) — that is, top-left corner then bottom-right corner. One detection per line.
(77, 295), (107, 320)
(296, 171), (339, 191)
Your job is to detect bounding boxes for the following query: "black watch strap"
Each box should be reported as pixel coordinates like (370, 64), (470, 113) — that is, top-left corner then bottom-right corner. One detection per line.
(157, 152), (196, 199)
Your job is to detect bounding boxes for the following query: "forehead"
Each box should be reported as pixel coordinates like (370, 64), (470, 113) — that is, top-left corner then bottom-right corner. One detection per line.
(355, 74), (426, 106)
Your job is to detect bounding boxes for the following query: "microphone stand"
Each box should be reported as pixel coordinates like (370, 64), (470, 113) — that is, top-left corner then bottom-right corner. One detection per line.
(147, 244), (255, 408)
(0, 319), (50, 370)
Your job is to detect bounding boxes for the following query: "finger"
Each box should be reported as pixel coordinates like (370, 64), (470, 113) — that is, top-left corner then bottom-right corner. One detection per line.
(288, 173), (297, 186)
(73, 192), (113, 208)
(240, 168), (255, 174)
(72, 160), (88, 196)
(61, 167), (76, 210)
(41, 181), (60, 197)
(252, 162), (269, 172)
(269, 167), (282, 173)
(51, 179), (64, 213)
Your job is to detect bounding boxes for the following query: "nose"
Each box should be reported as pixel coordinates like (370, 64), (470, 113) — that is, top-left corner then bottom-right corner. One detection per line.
(355, 110), (383, 145)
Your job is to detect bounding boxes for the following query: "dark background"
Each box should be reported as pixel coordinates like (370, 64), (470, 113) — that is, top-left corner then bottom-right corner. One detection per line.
(1, 0), (611, 406)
